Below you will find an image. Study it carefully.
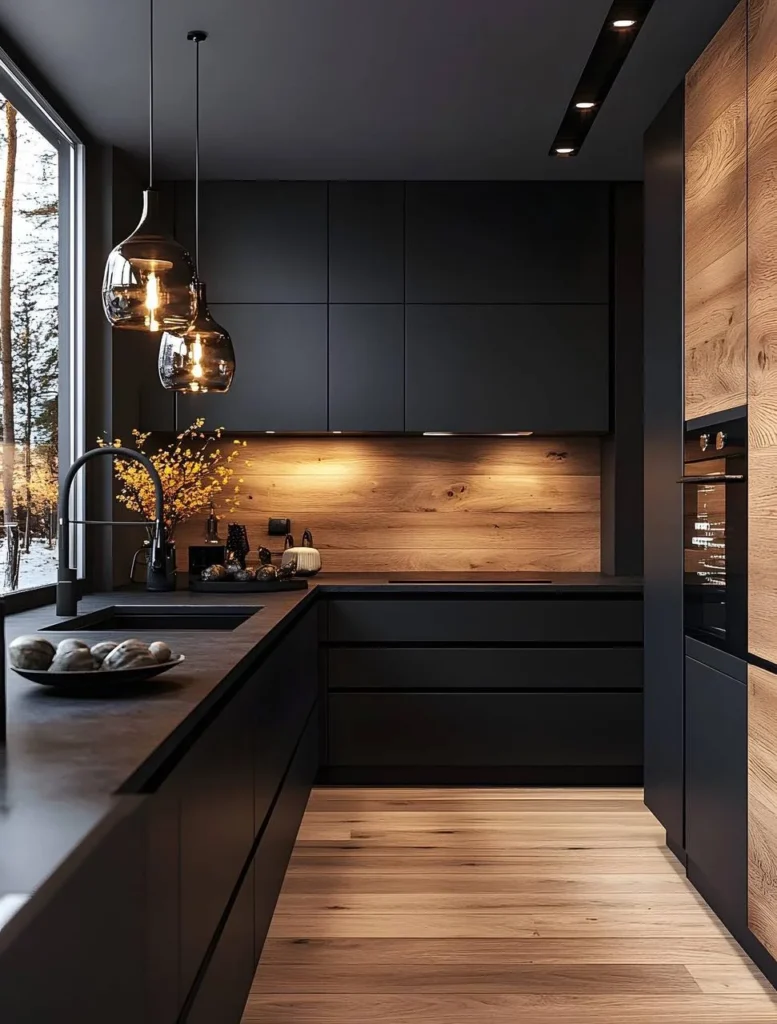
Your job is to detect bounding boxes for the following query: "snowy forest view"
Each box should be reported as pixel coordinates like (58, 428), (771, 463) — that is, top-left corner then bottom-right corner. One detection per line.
(0, 97), (60, 593)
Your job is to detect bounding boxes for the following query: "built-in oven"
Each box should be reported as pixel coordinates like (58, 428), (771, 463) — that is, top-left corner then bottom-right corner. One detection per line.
(682, 415), (747, 658)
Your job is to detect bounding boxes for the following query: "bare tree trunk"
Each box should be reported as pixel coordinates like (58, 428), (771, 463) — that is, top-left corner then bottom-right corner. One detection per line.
(1, 102), (17, 589)
(23, 327), (32, 553)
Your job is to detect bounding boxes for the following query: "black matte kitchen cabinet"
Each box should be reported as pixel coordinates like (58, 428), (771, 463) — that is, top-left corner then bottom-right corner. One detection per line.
(329, 691), (643, 767)
(178, 679), (256, 1001)
(685, 654), (747, 933)
(183, 862), (255, 1024)
(405, 304), (610, 433)
(643, 86), (685, 854)
(0, 800), (147, 1024)
(329, 304), (405, 431)
(329, 182), (404, 302)
(405, 182), (610, 304)
(177, 304), (328, 432)
(176, 181), (328, 303)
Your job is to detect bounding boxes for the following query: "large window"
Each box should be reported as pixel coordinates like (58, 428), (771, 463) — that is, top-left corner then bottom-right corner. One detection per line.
(0, 53), (82, 596)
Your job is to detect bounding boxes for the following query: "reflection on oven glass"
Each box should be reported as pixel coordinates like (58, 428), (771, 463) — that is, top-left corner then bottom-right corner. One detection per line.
(690, 481), (725, 587)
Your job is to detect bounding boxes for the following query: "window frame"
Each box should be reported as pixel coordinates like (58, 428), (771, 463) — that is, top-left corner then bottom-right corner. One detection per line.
(0, 44), (85, 612)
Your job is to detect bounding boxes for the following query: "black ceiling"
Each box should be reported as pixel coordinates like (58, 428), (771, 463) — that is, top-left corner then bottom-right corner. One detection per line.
(0, 0), (738, 180)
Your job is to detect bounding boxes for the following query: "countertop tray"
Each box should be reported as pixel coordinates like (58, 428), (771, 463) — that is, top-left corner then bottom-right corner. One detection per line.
(188, 579), (309, 593)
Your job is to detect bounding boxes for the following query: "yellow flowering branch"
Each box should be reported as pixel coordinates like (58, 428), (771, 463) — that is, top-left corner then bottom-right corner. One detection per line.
(96, 419), (247, 535)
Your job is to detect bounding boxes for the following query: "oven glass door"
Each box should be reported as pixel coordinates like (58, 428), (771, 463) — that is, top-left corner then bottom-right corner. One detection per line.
(684, 458), (727, 643)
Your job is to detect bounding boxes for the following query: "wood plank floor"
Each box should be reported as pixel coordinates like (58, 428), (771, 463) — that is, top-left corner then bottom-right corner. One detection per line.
(242, 788), (777, 1023)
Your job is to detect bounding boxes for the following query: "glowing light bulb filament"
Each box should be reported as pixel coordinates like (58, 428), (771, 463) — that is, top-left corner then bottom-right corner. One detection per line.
(192, 335), (203, 378)
(145, 271), (161, 331)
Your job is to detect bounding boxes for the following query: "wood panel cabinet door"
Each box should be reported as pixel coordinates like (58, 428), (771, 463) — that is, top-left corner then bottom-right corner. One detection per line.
(749, 0), (777, 664)
(684, 0), (747, 422)
(748, 662), (777, 958)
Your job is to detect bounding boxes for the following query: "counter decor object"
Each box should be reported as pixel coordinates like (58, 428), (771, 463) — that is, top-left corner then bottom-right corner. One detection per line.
(9, 635), (185, 692)
(280, 529), (322, 576)
(225, 522), (250, 568)
(204, 502), (221, 543)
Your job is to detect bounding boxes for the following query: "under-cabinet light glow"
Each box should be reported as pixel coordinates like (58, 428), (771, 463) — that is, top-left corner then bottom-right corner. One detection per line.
(612, 18), (637, 27)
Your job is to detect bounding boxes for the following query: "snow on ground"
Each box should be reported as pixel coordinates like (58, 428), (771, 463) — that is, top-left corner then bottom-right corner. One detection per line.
(0, 538), (58, 594)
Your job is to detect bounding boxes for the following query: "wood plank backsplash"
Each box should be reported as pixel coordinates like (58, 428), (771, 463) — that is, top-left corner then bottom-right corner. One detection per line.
(176, 436), (601, 573)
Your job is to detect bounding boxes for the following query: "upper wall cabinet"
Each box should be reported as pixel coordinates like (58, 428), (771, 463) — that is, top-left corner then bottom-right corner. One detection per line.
(329, 183), (404, 302)
(684, 1), (747, 422)
(405, 183), (610, 304)
(175, 182), (328, 303)
(405, 304), (610, 434)
(177, 304), (328, 432)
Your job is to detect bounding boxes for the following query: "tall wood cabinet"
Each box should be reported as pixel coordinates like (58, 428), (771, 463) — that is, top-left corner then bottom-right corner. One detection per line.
(748, 0), (777, 962)
(684, 0), (747, 422)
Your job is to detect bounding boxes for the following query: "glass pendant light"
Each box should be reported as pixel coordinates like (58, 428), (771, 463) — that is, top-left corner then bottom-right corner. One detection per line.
(102, 0), (197, 332)
(158, 30), (235, 393)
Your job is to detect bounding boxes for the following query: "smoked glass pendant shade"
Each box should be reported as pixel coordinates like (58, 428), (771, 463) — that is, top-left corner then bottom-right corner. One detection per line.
(158, 281), (235, 393)
(102, 189), (197, 332)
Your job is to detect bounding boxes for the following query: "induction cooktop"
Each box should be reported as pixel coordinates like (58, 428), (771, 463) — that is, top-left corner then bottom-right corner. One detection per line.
(387, 573), (553, 584)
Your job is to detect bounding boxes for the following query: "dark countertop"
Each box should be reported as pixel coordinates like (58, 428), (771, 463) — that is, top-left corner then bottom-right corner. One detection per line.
(0, 572), (641, 909)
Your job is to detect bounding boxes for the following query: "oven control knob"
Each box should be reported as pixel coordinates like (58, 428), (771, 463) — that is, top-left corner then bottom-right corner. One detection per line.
(699, 433), (711, 452)
(715, 431), (727, 451)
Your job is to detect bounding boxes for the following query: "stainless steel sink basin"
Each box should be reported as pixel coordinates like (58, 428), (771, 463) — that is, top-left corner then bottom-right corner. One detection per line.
(41, 605), (262, 632)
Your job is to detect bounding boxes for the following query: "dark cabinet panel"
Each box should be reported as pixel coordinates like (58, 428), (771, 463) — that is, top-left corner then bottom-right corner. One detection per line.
(255, 707), (319, 961)
(254, 613), (319, 832)
(643, 87), (685, 849)
(328, 692), (643, 767)
(178, 687), (256, 1000)
(328, 597), (643, 644)
(405, 183), (610, 304)
(405, 304), (610, 433)
(685, 655), (747, 933)
(184, 864), (255, 1024)
(177, 304), (328, 432)
(0, 800), (146, 1024)
(329, 646), (643, 691)
(329, 183), (404, 302)
(328, 304), (404, 431)
(145, 785), (181, 1024)
(177, 181), (328, 303)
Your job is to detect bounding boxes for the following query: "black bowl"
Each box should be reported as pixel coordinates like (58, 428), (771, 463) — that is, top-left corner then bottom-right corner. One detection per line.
(13, 653), (186, 691)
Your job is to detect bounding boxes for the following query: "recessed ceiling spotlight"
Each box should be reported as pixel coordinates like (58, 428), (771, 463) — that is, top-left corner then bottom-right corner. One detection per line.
(550, 1), (654, 157)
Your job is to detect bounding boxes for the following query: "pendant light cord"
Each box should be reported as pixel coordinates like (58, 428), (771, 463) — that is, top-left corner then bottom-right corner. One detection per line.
(148, 0), (154, 189)
(194, 35), (200, 267)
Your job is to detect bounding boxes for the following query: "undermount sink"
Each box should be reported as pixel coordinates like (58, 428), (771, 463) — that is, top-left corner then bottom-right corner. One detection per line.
(41, 605), (262, 632)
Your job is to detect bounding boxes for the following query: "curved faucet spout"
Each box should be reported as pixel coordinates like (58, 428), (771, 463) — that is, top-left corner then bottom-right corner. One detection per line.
(57, 446), (166, 616)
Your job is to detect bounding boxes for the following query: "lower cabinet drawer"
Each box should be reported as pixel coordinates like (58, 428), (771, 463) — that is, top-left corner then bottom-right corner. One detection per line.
(328, 692), (643, 767)
(183, 863), (255, 1024)
(329, 646), (643, 691)
(328, 597), (643, 644)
